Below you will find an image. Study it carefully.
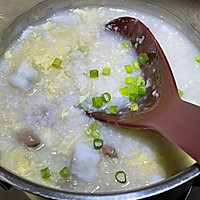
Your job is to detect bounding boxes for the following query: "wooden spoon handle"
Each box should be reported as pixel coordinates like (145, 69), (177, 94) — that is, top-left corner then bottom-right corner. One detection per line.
(152, 97), (200, 163)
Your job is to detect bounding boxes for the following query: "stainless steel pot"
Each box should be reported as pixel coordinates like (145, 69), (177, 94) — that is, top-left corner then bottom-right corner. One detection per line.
(0, 0), (200, 199)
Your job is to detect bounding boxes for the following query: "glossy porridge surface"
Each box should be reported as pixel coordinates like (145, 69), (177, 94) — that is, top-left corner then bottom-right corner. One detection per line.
(0, 7), (199, 193)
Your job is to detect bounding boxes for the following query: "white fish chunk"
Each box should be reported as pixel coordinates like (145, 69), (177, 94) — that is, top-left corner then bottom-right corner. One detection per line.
(9, 60), (38, 91)
(9, 74), (30, 91)
(17, 62), (38, 83)
(51, 13), (79, 25)
(71, 143), (100, 182)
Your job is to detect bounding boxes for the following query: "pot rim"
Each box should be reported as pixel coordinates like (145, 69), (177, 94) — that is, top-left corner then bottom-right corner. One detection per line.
(0, 0), (200, 199)
(0, 164), (199, 199)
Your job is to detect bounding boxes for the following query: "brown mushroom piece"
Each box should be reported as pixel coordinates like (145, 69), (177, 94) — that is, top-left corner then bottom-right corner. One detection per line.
(102, 145), (117, 158)
(17, 129), (41, 147)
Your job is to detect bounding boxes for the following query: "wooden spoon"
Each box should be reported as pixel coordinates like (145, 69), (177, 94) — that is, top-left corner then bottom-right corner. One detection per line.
(87, 17), (200, 163)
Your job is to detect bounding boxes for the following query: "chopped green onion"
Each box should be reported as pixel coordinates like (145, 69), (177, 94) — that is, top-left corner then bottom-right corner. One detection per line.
(92, 129), (100, 139)
(125, 77), (135, 85)
(122, 40), (132, 50)
(125, 65), (132, 74)
(129, 93), (137, 102)
(59, 167), (70, 178)
(138, 85), (147, 96)
(134, 75), (145, 86)
(109, 106), (119, 114)
(130, 85), (139, 95)
(178, 89), (184, 98)
(131, 60), (140, 69)
(195, 56), (200, 64)
(101, 92), (111, 103)
(102, 67), (110, 76)
(40, 167), (51, 180)
(130, 103), (139, 111)
(115, 171), (127, 184)
(86, 122), (100, 139)
(119, 86), (130, 96)
(52, 58), (62, 68)
(93, 138), (104, 150)
(137, 53), (149, 65)
(89, 121), (98, 131)
(90, 70), (99, 78)
(92, 97), (103, 107)
(79, 45), (90, 54)
(88, 129), (100, 139)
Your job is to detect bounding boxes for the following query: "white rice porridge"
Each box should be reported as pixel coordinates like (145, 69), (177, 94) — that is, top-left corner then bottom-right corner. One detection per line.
(0, 7), (199, 193)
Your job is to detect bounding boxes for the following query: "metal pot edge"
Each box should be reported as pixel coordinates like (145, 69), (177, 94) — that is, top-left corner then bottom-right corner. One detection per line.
(0, 0), (200, 199)
(0, 164), (199, 199)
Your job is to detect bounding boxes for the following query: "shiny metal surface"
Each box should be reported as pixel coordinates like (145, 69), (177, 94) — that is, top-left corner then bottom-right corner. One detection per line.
(0, 164), (199, 200)
(0, 0), (200, 199)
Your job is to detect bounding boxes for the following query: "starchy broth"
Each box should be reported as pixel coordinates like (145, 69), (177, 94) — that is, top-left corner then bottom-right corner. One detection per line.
(0, 7), (199, 193)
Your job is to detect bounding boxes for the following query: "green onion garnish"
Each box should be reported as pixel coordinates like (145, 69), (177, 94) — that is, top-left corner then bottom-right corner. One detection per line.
(92, 129), (100, 139)
(135, 75), (145, 86)
(137, 53), (149, 65)
(119, 86), (130, 96)
(131, 60), (140, 69)
(40, 167), (51, 180)
(109, 106), (119, 114)
(122, 40), (132, 50)
(89, 121), (98, 131)
(125, 77), (135, 85)
(93, 138), (104, 150)
(130, 85), (138, 95)
(52, 58), (62, 68)
(59, 167), (70, 178)
(79, 45), (90, 54)
(89, 129), (100, 139)
(92, 97), (103, 107)
(101, 92), (111, 103)
(125, 65), (132, 74)
(90, 70), (99, 78)
(138, 85), (147, 96)
(88, 129), (100, 139)
(130, 103), (139, 111)
(86, 122), (100, 139)
(178, 89), (184, 98)
(115, 171), (127, 184)
(102, 67), (110, 76)
(195, 56), (200, 64)
(129, 93), (137, 102)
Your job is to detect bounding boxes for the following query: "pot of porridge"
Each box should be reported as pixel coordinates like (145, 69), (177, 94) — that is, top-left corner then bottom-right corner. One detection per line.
(0, 0), (200, 199)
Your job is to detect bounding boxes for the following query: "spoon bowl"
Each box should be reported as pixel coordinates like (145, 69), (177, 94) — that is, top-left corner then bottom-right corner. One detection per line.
(88, 17), (200, 163)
